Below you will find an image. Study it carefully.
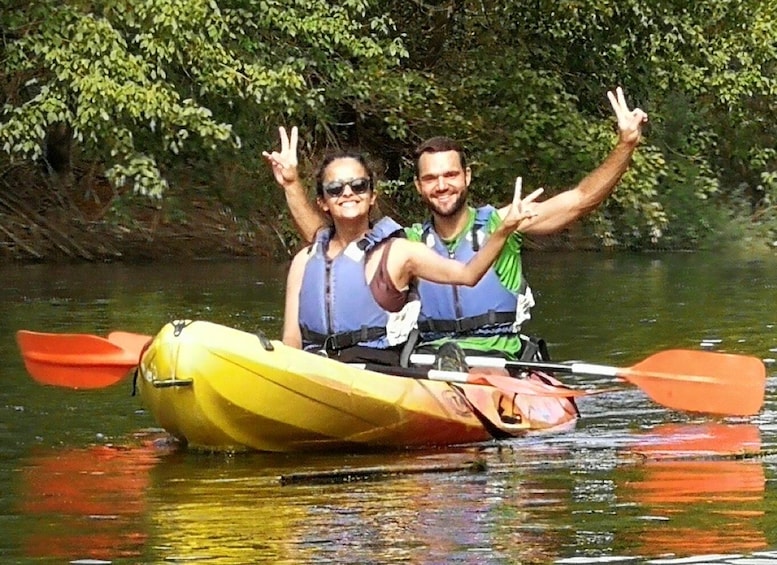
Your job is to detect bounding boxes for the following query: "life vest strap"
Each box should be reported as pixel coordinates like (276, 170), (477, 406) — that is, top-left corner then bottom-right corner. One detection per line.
(302, 325), (387, 351)
(418, 310), (515, 334)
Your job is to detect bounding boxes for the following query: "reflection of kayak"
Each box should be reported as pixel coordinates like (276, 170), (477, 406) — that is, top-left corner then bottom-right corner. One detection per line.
(19, 438), (163, 561)
(137, 320), (578, 452)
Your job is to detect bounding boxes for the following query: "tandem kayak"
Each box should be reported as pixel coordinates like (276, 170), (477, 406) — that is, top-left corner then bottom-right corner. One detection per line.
(135, 320), (579, 452)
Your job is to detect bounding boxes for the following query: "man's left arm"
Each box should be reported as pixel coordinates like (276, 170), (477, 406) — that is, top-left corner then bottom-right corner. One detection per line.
(501, 87), (648, 236)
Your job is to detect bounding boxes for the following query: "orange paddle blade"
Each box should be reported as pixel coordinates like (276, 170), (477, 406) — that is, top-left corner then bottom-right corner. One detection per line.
(621, 349), (766, 417)
(16, 330), (143, 389)
(107, 331), (152, 357)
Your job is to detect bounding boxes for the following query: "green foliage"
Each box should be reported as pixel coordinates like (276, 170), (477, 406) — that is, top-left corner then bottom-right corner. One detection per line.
(380, 0), (777, 248)
(0, 0), (432, 198)
(2, 0), (777, 250)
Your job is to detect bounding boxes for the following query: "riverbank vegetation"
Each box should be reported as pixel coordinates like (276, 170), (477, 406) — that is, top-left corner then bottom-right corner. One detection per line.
(1, 0), (776, 261)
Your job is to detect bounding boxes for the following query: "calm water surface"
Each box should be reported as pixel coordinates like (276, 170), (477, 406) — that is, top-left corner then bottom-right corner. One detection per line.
(1, 250), (776, 564)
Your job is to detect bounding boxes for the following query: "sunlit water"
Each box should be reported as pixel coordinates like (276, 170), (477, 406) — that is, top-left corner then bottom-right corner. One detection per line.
(1, 250), (776, 563)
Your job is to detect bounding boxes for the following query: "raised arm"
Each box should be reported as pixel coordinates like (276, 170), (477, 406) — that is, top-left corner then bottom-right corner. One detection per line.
(503, 86), (648, 236)
(262, 126), (325, 243)
(388, 181), (543, 290)
(281, 248), (309, 348)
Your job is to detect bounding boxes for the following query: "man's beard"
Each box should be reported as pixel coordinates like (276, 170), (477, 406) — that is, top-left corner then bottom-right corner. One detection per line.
(425, 188), (468, 218)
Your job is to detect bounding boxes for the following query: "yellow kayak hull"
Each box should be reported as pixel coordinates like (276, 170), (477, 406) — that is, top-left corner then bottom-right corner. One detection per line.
(137, 320), (577, 452)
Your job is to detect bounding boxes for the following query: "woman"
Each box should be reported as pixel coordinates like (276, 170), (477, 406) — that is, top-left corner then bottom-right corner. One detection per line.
(271, 147), (543, 366)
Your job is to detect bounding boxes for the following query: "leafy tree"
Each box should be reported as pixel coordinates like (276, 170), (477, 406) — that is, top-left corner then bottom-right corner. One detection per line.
(2, 0), (777, 252)
(0, 0), (440, 199)
(380, 0), (777, 247)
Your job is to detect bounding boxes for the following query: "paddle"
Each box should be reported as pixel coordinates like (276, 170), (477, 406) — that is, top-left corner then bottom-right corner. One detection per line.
(410, 349), (766, 417)
(16, 329), (767, 416)
(15, 330), (149, 389)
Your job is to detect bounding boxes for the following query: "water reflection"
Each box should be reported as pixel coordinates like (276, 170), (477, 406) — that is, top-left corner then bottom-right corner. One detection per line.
(17, 432), (167, 562)
(143, 450), (526, 563)
(12, 422), (774, 563)
(621, 422), (766, 557)
(4, 253), (777, 562)
(84, 447), (573, 564)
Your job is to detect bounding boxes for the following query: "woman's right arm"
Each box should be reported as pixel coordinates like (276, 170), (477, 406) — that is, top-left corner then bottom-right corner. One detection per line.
(282, 248), (310, 348)
(390, 182), (543, 289)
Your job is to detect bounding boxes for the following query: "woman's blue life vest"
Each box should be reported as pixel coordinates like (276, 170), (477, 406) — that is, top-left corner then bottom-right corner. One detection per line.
(415, 205), (534, 340)
(298, 217), (418, 353)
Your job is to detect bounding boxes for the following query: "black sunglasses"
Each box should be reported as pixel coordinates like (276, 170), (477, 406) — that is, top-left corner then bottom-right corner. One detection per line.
(322, 177), (372, 198)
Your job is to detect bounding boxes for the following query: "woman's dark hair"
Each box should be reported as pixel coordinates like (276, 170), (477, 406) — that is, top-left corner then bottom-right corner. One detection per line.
(314, 151), (375, 198)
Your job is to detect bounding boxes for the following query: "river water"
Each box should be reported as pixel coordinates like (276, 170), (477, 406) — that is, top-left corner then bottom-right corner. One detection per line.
(1, 250), (776, 564)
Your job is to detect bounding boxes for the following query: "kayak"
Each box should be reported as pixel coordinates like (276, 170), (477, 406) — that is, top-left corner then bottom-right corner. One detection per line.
(17, 321), (763, 452)
(136, 320), (579, 452)
(15, 320), (767, 452)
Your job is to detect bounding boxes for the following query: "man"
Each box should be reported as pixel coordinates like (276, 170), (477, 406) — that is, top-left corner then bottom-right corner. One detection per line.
(263, 87), (648, 363)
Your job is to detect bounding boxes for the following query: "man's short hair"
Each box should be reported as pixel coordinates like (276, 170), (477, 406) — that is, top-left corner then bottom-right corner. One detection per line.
(413, 136), (467, 176)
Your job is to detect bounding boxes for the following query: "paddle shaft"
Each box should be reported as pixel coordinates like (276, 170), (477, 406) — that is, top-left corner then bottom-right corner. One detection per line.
(409, 354), (615, 376)
(364, 363), (510, 387)
(365, 363), (469, 382)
